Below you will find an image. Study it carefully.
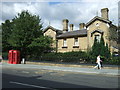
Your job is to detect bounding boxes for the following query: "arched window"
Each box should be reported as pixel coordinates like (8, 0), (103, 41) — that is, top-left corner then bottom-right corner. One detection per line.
(95, 35), (101, 42)
(91, 30), (104, 37)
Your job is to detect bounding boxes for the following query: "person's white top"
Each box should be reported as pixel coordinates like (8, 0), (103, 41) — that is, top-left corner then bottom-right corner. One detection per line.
(97, 56), (101, 63)
(0, 56), (2, 60)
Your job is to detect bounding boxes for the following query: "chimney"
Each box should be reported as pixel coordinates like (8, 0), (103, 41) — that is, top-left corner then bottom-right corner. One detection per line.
(79, 23), (85, 30)
(101, 8), (109, 20)
(70, 24), (74, 31)
(63, 19), (69, 33)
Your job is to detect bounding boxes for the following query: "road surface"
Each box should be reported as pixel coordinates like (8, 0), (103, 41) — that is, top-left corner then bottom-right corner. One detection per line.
(1, 63), (119, 89)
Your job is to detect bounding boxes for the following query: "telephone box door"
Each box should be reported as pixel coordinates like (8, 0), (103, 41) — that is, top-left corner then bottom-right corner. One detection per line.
(13, 50), (20, 64)
(8, 50), (13, 64)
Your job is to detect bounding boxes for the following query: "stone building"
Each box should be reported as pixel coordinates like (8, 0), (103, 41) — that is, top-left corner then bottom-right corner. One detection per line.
(43, 8), (118, 53)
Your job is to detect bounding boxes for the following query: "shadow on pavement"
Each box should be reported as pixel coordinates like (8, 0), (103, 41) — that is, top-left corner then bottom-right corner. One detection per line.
(2, 73), (96, 89)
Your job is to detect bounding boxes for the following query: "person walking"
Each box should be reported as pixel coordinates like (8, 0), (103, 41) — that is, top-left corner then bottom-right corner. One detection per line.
(94, 55), (101, 69)
(98, 57), (103, 69)
(0, 55), (3, 63)
(100, 56), (103, 68)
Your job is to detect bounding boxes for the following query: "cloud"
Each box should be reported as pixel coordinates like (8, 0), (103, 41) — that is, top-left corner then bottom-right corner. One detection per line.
(1, 0), (119, 30)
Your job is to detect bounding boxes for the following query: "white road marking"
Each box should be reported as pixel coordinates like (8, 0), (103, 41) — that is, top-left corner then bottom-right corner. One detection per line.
(10, 81), (53, 89)
(21, 71), (29, 73)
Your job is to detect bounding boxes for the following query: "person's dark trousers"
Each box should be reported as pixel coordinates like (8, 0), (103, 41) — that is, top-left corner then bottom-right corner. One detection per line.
(101, 62), (103, 67)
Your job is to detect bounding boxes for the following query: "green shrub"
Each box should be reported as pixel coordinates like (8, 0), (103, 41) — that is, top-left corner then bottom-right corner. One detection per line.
(39, 51), (91, 63)
(28, 50), (119, 65)
(108, 56), (120, 65)
(2, 52), (8, 60)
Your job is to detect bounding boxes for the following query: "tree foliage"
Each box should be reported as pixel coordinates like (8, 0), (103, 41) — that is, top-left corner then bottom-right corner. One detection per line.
(91, 36), (99, 56)
(2, 20), (13, 51)
(28, 36), (53, 56)
(91, 36), (111, 61)
(2, 10), (53, 59)
(109, 24), (118, 41)
(109, 25), (119, 56)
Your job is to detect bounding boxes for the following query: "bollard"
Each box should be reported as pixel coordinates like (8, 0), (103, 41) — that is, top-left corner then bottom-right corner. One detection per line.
(22, 58), (25, 64)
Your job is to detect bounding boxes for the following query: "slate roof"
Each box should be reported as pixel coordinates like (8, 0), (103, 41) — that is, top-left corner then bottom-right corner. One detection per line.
(57, 29), (87, 39)
(44, 16), (112, 39)
(85, 16), (112, 27)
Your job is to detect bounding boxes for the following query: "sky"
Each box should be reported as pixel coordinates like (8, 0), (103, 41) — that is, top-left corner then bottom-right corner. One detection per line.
(0, 0), (119, 30)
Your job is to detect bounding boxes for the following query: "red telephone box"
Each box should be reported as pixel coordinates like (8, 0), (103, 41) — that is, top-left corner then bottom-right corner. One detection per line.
(8, 50), (20, 64)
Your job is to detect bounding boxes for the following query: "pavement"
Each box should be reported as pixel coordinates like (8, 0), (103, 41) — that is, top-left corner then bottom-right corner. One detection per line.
(1, 60), (120, 76)
(26, 61), (119, 69)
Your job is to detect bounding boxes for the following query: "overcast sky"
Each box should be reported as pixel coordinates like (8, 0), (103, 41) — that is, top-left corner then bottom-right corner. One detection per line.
(0, 0), (119, 30)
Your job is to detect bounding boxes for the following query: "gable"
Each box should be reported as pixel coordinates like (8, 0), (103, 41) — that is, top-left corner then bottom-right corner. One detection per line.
(91, 29), (104, 37)
(44, 28), (56, 36)
(86, 16), (111, 27)
(43, 25), (62, 34)
(44, 28), (56, 40)
(86, 19), (111, 34)
(43, 26), (56, 33)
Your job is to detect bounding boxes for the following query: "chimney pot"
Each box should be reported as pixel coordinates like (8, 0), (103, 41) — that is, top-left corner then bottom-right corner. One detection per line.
(79, 23), (85, 30)
(62, 19), (69, 33)
(70, 24), (74, 31)
(101, 8), (109, 20)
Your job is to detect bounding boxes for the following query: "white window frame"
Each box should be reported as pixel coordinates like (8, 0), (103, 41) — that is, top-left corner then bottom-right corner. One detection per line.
(95, 35), (101, 43)
(74, 38), (79, 46)
(63, 39), (67, 47)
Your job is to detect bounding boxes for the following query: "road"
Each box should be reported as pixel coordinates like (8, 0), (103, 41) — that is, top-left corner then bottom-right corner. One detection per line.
(1, 63), (119, 89)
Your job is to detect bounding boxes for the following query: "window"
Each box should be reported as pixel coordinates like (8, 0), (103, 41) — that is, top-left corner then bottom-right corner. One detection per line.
(74, 38), (79, 46)
(95, 35), (101, 42)
(63, 39), (67, 47)
(96, 23), (99, 26)
(73, 38), (79, 48)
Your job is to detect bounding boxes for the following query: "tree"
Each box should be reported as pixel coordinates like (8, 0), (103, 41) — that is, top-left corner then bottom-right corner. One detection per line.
(109, 25), (118, 54)
(105, 43), (111, 59)
(109, 24), (118, 42)
(99, 36), (111, 60)
(91, 36), (99, 56)
(91, 35), (111, 61)
(99, 36), (106, 56)
(28, 36), (53, 57)
(2, 10), (53, 59)
(2, 20), (13, 52)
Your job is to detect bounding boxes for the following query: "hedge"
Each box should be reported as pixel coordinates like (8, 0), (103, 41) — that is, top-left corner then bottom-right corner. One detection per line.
(2, 51), (120, 65)
(38, 51), (91, 63)
(2, 52), (8, 60)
